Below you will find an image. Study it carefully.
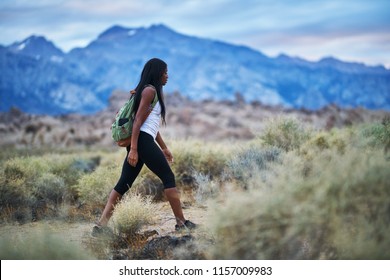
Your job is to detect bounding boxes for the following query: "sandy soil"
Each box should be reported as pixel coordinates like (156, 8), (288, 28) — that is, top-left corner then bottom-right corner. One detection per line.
(0, 201), (208, 259)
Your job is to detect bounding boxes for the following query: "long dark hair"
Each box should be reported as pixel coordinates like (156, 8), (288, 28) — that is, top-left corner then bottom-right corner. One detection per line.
(131, 58), (167, 124)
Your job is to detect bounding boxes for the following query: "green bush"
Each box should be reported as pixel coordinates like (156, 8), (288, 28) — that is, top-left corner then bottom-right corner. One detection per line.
(170, 139), (232, 187)
(300, 129), (349, 160)
(260, 116), (312, 152)
(74, 164), (120, 209)
(359, 118), (390, 151)
(0, 153), (101, 221)
(0, 156), (56, 218)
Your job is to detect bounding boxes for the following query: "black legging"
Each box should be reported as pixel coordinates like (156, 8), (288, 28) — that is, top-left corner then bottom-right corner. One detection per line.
(114, 131), (176, 195)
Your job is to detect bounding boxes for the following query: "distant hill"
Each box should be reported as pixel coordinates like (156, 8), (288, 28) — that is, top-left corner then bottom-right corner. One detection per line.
(1, 90), (388, 148)
(1, 24), (389, 115)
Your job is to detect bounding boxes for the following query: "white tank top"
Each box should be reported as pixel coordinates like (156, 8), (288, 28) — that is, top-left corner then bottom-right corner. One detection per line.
(140, 101), (161, 139)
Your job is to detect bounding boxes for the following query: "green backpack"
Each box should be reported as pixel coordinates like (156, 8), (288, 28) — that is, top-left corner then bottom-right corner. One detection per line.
(111, 86), (158, 143)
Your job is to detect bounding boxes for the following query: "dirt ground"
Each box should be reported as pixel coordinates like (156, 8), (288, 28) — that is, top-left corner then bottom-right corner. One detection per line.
(0, 201), (208, 259)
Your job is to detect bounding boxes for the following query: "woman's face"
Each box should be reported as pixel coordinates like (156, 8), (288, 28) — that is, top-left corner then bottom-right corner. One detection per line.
(161, 68), (168, 86)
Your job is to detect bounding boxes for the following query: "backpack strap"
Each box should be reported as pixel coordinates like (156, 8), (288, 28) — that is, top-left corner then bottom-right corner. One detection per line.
(144, 84), (159, 108)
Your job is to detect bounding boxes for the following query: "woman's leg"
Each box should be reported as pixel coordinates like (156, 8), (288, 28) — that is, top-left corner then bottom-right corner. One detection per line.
(97, 189), (122, 226)
(138, 132), (186, 226)
(164, 187), (186, 225)
(97, 150), (144, 227)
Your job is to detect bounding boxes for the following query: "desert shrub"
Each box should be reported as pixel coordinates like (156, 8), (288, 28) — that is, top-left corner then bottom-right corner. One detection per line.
(0, 153), (101, 221)
(193, 172), (220, 204)
(170, 139), (232, 187)
(260, 116), (312, 151)
(303, 121), (390, 157)
(57, 156), (101, 189)
(301, 128), (349, 158)
(359, 118), (390, 151)
(0, 175), (33, 223)
(74, 164), (120, 209)
(111, 193), (158, 236)
(3, 156), (51, 182)
(32, 173), (66, 205)
(0, 168), (30, 212)
(0, 229), (95, 259)
(225, 146), (281, 186)
(0, 156), (53, 217)
(205, 148), (390, 259)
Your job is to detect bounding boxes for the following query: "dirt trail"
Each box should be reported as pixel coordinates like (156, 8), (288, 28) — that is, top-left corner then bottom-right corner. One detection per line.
(0, 202), (208, 259)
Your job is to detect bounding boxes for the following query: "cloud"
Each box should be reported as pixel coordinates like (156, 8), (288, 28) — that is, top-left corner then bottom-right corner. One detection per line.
(0, 0), (389, 67)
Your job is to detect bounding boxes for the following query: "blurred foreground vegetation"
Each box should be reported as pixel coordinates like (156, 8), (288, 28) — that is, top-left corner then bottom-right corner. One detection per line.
(0, 116), (389, 259)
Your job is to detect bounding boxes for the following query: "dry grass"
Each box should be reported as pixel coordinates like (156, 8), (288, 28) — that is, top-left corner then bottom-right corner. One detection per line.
(111, 193), (159, 236)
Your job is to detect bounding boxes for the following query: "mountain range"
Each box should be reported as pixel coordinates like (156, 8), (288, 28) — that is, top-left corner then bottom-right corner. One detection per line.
(1, 24), (389, 115)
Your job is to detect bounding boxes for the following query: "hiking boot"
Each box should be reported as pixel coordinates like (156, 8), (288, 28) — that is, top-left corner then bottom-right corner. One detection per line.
(91, 224), (113, 237)
(175, 220), (197, 231)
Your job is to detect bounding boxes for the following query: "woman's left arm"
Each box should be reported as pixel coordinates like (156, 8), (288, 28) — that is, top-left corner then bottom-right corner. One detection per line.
(156, 132), (173, 163)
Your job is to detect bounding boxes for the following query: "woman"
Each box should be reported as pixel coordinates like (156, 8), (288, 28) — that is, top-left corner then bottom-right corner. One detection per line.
(93, 58), (196, 235)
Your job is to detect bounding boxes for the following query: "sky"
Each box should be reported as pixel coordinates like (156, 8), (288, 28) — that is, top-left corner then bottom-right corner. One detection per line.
(0, 0), (389, 68)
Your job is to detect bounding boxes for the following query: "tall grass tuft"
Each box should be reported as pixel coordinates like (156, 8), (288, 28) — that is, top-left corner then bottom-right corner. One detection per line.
(111, 193), (158, 236)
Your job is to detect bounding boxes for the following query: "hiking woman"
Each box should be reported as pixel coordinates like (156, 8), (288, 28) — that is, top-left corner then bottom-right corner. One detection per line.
(93, 58), (196, 235)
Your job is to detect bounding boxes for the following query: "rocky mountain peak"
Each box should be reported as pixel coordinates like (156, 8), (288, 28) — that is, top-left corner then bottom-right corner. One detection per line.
(7, 35), (64, 59)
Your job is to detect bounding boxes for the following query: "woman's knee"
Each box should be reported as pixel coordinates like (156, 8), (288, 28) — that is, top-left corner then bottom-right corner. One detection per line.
(162, 172), (176, 189)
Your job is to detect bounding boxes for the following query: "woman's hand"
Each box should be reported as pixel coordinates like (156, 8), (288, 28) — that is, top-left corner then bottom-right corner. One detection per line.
(128, 148), (138, 167)
(162, 148), (174, 163)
